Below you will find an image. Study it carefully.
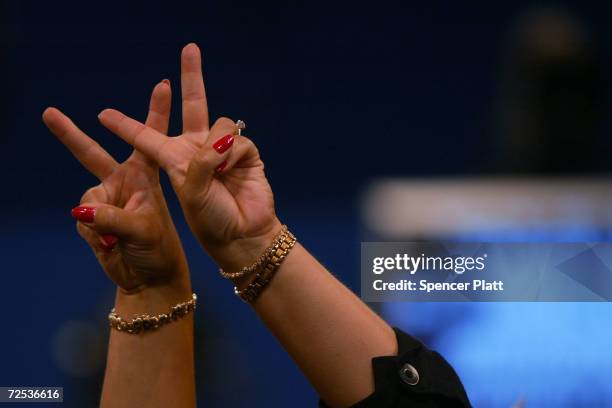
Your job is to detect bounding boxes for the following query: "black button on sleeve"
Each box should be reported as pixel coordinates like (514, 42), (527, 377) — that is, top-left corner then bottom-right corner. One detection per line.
(319, 328), (471, 408)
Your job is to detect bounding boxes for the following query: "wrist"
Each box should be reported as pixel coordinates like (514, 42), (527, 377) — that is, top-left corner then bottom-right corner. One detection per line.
(210, 218), (283, 273)
(115, 272), (193, 317)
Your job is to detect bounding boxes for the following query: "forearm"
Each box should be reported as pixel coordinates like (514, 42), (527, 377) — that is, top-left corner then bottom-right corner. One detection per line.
(100, 281), (196, 408)
(246, 243), (397, 408)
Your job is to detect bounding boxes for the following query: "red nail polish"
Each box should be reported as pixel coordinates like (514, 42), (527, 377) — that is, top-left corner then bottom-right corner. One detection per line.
(213, 134), (234, 154)
(162, 79), (170, 86)
(71, 206), (95, 223)
(101, 234), (118, 249)
(215, 161), (227, 172)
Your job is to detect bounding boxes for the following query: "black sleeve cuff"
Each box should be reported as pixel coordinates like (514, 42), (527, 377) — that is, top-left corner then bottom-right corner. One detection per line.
(319, 327), (471, 408)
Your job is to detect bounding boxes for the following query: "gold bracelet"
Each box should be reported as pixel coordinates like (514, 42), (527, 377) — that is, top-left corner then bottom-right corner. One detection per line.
(108, 293), (197, 334)
(234, 228), (297, 303)
(218, 226), (289, 280)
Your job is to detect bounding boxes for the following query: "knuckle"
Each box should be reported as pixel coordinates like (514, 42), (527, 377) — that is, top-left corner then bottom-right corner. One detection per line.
(131, 123), (148, 143)
(179, 185), (204, 212)
(237, 135), (261, 160)
(81, 184), (105, 203)
(101, 208), (119, 229)
(75, 223), (87, 237)
(182, 88), (204, 102)
(191, 147), (214, 170)
(240, 135), (257, 150)
(80, 187), (96, 203)
(213, 116), (236, 129)
(191, 152), (209, 169)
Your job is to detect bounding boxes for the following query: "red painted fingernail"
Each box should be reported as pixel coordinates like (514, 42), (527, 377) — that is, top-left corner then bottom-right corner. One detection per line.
(213, 134), (234, 154)
(162, 79), (170, 86)
(71, 206), (95, 223)
(101, 234), (118, 249)
(215, 161), (227, 172)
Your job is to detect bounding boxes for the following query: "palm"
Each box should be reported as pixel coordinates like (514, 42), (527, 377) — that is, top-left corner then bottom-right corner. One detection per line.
(197, 152), (275, 239)
(159, 133), (275, 243)
(82, 159), (169, 287)
(93, 157), (158, 213)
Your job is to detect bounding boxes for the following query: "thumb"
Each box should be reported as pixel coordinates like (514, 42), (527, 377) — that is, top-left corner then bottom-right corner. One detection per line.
(71, 204), (153, 242)
(180, 117), (237, 201)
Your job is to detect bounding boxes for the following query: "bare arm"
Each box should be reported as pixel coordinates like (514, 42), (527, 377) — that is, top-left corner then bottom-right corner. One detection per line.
(247, 242), (396, 407)
(102, 284), (195, 408)
(96, 43), (396, 407)
(43, 80), (196, 407)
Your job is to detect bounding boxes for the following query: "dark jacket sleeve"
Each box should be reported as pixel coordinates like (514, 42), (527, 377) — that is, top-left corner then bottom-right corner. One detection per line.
(319, 328), (471, 408)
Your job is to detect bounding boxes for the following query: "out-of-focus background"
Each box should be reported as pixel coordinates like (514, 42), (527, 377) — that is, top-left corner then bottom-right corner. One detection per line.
(1, 1), (612, 407)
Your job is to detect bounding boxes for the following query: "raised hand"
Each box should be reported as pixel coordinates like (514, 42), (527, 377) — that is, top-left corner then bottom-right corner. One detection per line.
(42, 81), (189, 293)
(96, 44), (281, 273)
(70, 43), (405, 408)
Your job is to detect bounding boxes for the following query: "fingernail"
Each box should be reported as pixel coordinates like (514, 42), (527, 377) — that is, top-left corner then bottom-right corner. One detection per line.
(213, 134), (234, 154)
(97, 109), (110, 120)
(162, 79), (170, 86)
(101, 234), (118, 249)
(97, 108), (119, 121)
(97, 109), (109, 120)
(71, 206), (95, 223)
(215, 161), (227, 172)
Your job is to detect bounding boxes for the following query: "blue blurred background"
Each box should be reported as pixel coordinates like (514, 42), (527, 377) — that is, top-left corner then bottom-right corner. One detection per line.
(1, 1), (612, 407)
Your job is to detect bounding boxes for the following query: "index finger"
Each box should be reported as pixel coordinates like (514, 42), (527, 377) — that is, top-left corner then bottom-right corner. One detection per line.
(42, 107), (118, 180)
(97, 108), (170, 168)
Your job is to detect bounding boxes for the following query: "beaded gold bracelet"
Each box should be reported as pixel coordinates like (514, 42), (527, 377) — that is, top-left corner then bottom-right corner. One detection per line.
(108, 293), (197, 334)
(234, 227), (297, 303)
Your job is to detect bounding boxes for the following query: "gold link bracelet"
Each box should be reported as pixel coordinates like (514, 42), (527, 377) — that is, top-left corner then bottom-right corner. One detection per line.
(218, 225), (290, 280)
(108, 293), (197, 334)
(233, 227), (297, 303)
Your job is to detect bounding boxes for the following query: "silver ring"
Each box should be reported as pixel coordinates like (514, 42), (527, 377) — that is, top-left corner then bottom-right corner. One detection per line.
(236, 120), (246, 136)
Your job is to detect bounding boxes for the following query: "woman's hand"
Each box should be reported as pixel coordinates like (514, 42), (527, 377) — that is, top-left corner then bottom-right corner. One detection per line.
(46, 82), (197, 408)
(42, 80), (190, 294)
(70, 43), (400, 408)
(96, 44), (281, 273)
